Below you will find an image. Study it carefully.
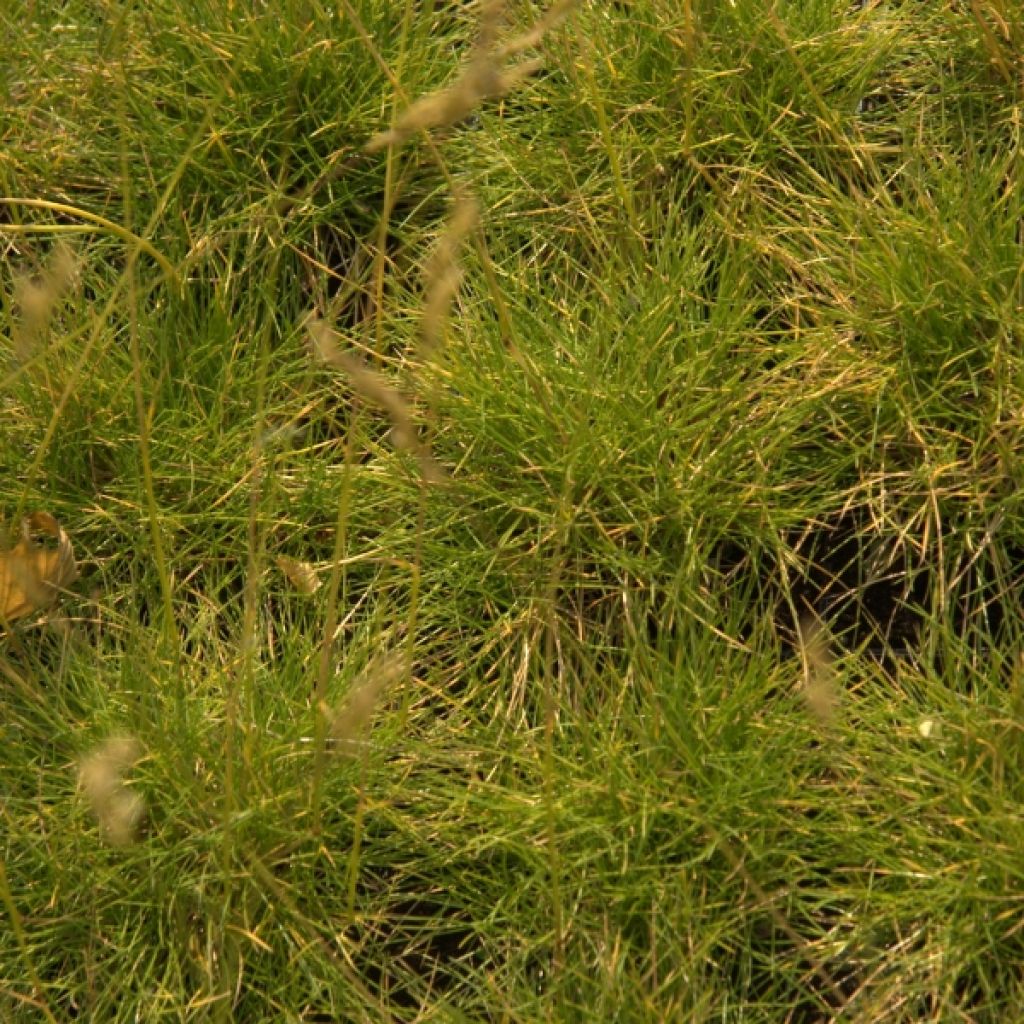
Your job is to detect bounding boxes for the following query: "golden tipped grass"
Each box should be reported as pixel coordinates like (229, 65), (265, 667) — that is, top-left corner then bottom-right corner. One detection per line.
(966, 0), (1020, 83)
(1, 198), (178, 291)
(2, 0), (1023, 1018)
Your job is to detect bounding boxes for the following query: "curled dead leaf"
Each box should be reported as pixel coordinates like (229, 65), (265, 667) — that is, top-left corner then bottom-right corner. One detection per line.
(0, 512), (78, 623)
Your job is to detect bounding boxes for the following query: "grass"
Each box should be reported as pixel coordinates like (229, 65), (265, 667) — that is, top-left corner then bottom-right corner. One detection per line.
(1, 0), (1023, 1019)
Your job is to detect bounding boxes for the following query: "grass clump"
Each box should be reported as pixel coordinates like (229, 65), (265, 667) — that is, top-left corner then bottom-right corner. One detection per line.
(2, 0), (1024, 1020)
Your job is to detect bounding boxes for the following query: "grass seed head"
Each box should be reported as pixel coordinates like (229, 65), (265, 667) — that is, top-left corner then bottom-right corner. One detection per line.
(497, 0), (577, 58)
(365, 0), (555, 152)
(798, 612), (839, 728)
(326, 653), (404, 757)
(79, 736), (146, 846)
(421, 191), (479, 355)
(276, 555), (321, 596)
(11, 241), (79, 363)
(305, 315), (446, 483)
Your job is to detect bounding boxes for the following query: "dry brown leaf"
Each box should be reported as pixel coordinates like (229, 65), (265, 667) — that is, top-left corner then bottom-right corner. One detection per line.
(0, 511), (78, 623)
(276, 555), (321, 596)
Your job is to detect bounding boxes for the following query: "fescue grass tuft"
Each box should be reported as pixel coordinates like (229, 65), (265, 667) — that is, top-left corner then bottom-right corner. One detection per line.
(2, 0), (1024, 1020)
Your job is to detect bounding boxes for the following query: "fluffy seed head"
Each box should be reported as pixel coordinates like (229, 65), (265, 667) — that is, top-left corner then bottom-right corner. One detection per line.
(78, 736), (145, 846)
(326, 653), (404, 757)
